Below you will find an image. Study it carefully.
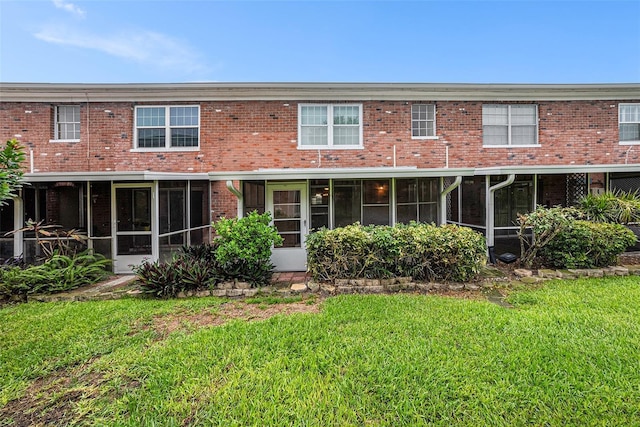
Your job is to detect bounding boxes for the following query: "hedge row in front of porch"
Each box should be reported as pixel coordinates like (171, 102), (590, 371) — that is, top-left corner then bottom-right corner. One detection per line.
(306, 222), (486, 283)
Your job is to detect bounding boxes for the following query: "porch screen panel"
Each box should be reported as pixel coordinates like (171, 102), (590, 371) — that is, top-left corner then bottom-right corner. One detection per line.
(0, 200), (14, 262)
(334, 180), (361, 228)
(362, 180), (390, 226)
(310, 180), (330, 230)
(396, 178), (418, 224)
(243, 181), (266, 215)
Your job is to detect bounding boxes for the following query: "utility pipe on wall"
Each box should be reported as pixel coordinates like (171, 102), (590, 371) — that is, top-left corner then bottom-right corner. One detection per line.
(486, 174), (515, 250)
(439, 176), (462, 226)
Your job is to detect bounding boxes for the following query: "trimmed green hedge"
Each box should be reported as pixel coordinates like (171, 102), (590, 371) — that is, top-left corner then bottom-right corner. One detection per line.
(541, 220), (637, 269)
(306, 223), (486, 282)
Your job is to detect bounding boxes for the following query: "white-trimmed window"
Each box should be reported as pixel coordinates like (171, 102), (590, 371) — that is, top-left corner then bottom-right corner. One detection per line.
(298, 104), (362, 148)
(620, 104), (640, 144)
(54, 105), (80, 140)
(411, 104), (436, 138)
(135, 106), (200, 149)
(483, 104), (538, 146)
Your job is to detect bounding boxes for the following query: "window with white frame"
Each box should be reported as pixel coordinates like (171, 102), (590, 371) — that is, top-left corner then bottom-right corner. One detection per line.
(620, 104), (640, 143)
(135, 106), (200, 149)
(299, 104), (362, 148)
(483, 104), (538, 146)
(411, 104), (436, 138)
(54, 105), (80, 140)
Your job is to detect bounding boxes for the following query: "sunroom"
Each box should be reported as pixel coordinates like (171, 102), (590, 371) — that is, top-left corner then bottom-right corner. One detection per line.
(2, 172), (211, 273)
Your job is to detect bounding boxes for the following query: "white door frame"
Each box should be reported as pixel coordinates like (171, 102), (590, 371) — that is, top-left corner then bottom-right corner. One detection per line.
(112, 183), (156, 274)
(266, 182), (308, 272)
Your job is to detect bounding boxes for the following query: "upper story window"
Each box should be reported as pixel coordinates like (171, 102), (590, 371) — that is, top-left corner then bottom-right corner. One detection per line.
(411, 104), (436, 138)
(298, 104), (362, 149)
(620, 104), (640, 144)
(134, 106), (199, 150)
(483, 104), (538, 146)
(54, 105), (80, 141)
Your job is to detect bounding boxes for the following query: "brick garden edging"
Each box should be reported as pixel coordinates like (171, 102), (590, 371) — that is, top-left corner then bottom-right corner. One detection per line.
(10, 264), (640, 304)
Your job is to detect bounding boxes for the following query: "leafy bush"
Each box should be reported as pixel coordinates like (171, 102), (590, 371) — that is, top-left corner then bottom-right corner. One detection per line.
(134, 212), (282, 298)
(541, 220), (637, 269)
(517, 206), (583, 267)
(213, 211), (282, 286)
(306, 222), (486, 282)
(0, 250), (110, 297)
(133, 250), (220, 298)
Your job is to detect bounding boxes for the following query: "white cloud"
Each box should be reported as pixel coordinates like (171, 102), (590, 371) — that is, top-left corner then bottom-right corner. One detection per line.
(52, 0), (86, 18)
(34, 26), (210, 76)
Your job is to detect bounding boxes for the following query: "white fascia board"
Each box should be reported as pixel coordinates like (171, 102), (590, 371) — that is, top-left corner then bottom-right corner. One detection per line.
(475, 164), (640, 176)
(208, 167), (475, 181)
(24, 171), (210, 182)
(2, 82), (640, 102)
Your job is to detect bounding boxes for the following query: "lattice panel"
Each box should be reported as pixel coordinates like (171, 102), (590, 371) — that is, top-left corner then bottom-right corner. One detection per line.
(566, 173), (587, 206)
(444, 177), (453, 221)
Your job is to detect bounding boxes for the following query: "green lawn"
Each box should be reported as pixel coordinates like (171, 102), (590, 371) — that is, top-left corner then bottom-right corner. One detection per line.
(1, 277), (640, 426)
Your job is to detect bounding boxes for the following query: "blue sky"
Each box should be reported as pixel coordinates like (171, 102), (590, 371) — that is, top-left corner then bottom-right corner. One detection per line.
(1, 0), (639, 83)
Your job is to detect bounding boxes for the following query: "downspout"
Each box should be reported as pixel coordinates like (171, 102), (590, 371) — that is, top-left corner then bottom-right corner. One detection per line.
(486, 174), (515, 262)
(439, 176), (462, 225)
(226, 180), (243, 217)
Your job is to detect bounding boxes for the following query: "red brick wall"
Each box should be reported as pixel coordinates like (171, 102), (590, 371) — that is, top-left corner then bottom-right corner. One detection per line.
(3, 98), (639, 221)
(3, 99), (638, 174)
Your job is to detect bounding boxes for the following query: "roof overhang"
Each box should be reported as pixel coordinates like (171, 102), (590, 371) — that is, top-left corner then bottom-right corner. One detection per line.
(474, 164), (640, 175)
(2, 82), (639, 103)
(209, 167), (475, 181)
(23, 171), (210, 183)
(21, 164), (640, 184)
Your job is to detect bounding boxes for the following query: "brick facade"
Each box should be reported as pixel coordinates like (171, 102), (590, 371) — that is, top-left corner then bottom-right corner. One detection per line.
(3, 99), (639, 176)
(2, 83), (639, 268)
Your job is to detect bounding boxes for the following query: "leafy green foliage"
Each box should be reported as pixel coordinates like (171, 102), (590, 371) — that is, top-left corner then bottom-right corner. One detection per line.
(517, 206), (582, 267)
(540, 220), (637, 268)
(0, 139), (26, 206)
(135, 212), (283, 298)
(133, 249), (221, 298)
(306, 222), (486, 282)
(0, 251), (110, 296)
(579, 190), (640, 224)
(213, 211), (282, 285)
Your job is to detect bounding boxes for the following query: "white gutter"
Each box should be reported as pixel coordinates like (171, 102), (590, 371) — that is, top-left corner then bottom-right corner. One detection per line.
(209, 167), (473, 181)
(439, 176), (462, 225)
(486, 174), (516, 249)
(226, 180), (242, 199)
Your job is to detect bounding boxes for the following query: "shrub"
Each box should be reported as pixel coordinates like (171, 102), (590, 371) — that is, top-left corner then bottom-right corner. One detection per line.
(579, 191), (640, 224)
(0, 250), (110, 297)
(541, 220), (637, 269)
(133, 251), (220, 298)
(306, 222), (486, 282)
(213, 211), (283, 286)
(517, 206), (583, 268)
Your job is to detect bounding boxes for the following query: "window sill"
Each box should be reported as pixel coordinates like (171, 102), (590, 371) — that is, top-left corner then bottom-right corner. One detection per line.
(619, 141), (640, 145)
(411, 136), (439, 140)
(297, 145), (364, 150)
(49, 139), (80, 143)
(130, 147), (200, 152)
(483, 144), (542, 148)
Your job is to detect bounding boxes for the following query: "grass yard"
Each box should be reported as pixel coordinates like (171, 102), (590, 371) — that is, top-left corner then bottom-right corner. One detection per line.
(1, 277), (640, 426)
